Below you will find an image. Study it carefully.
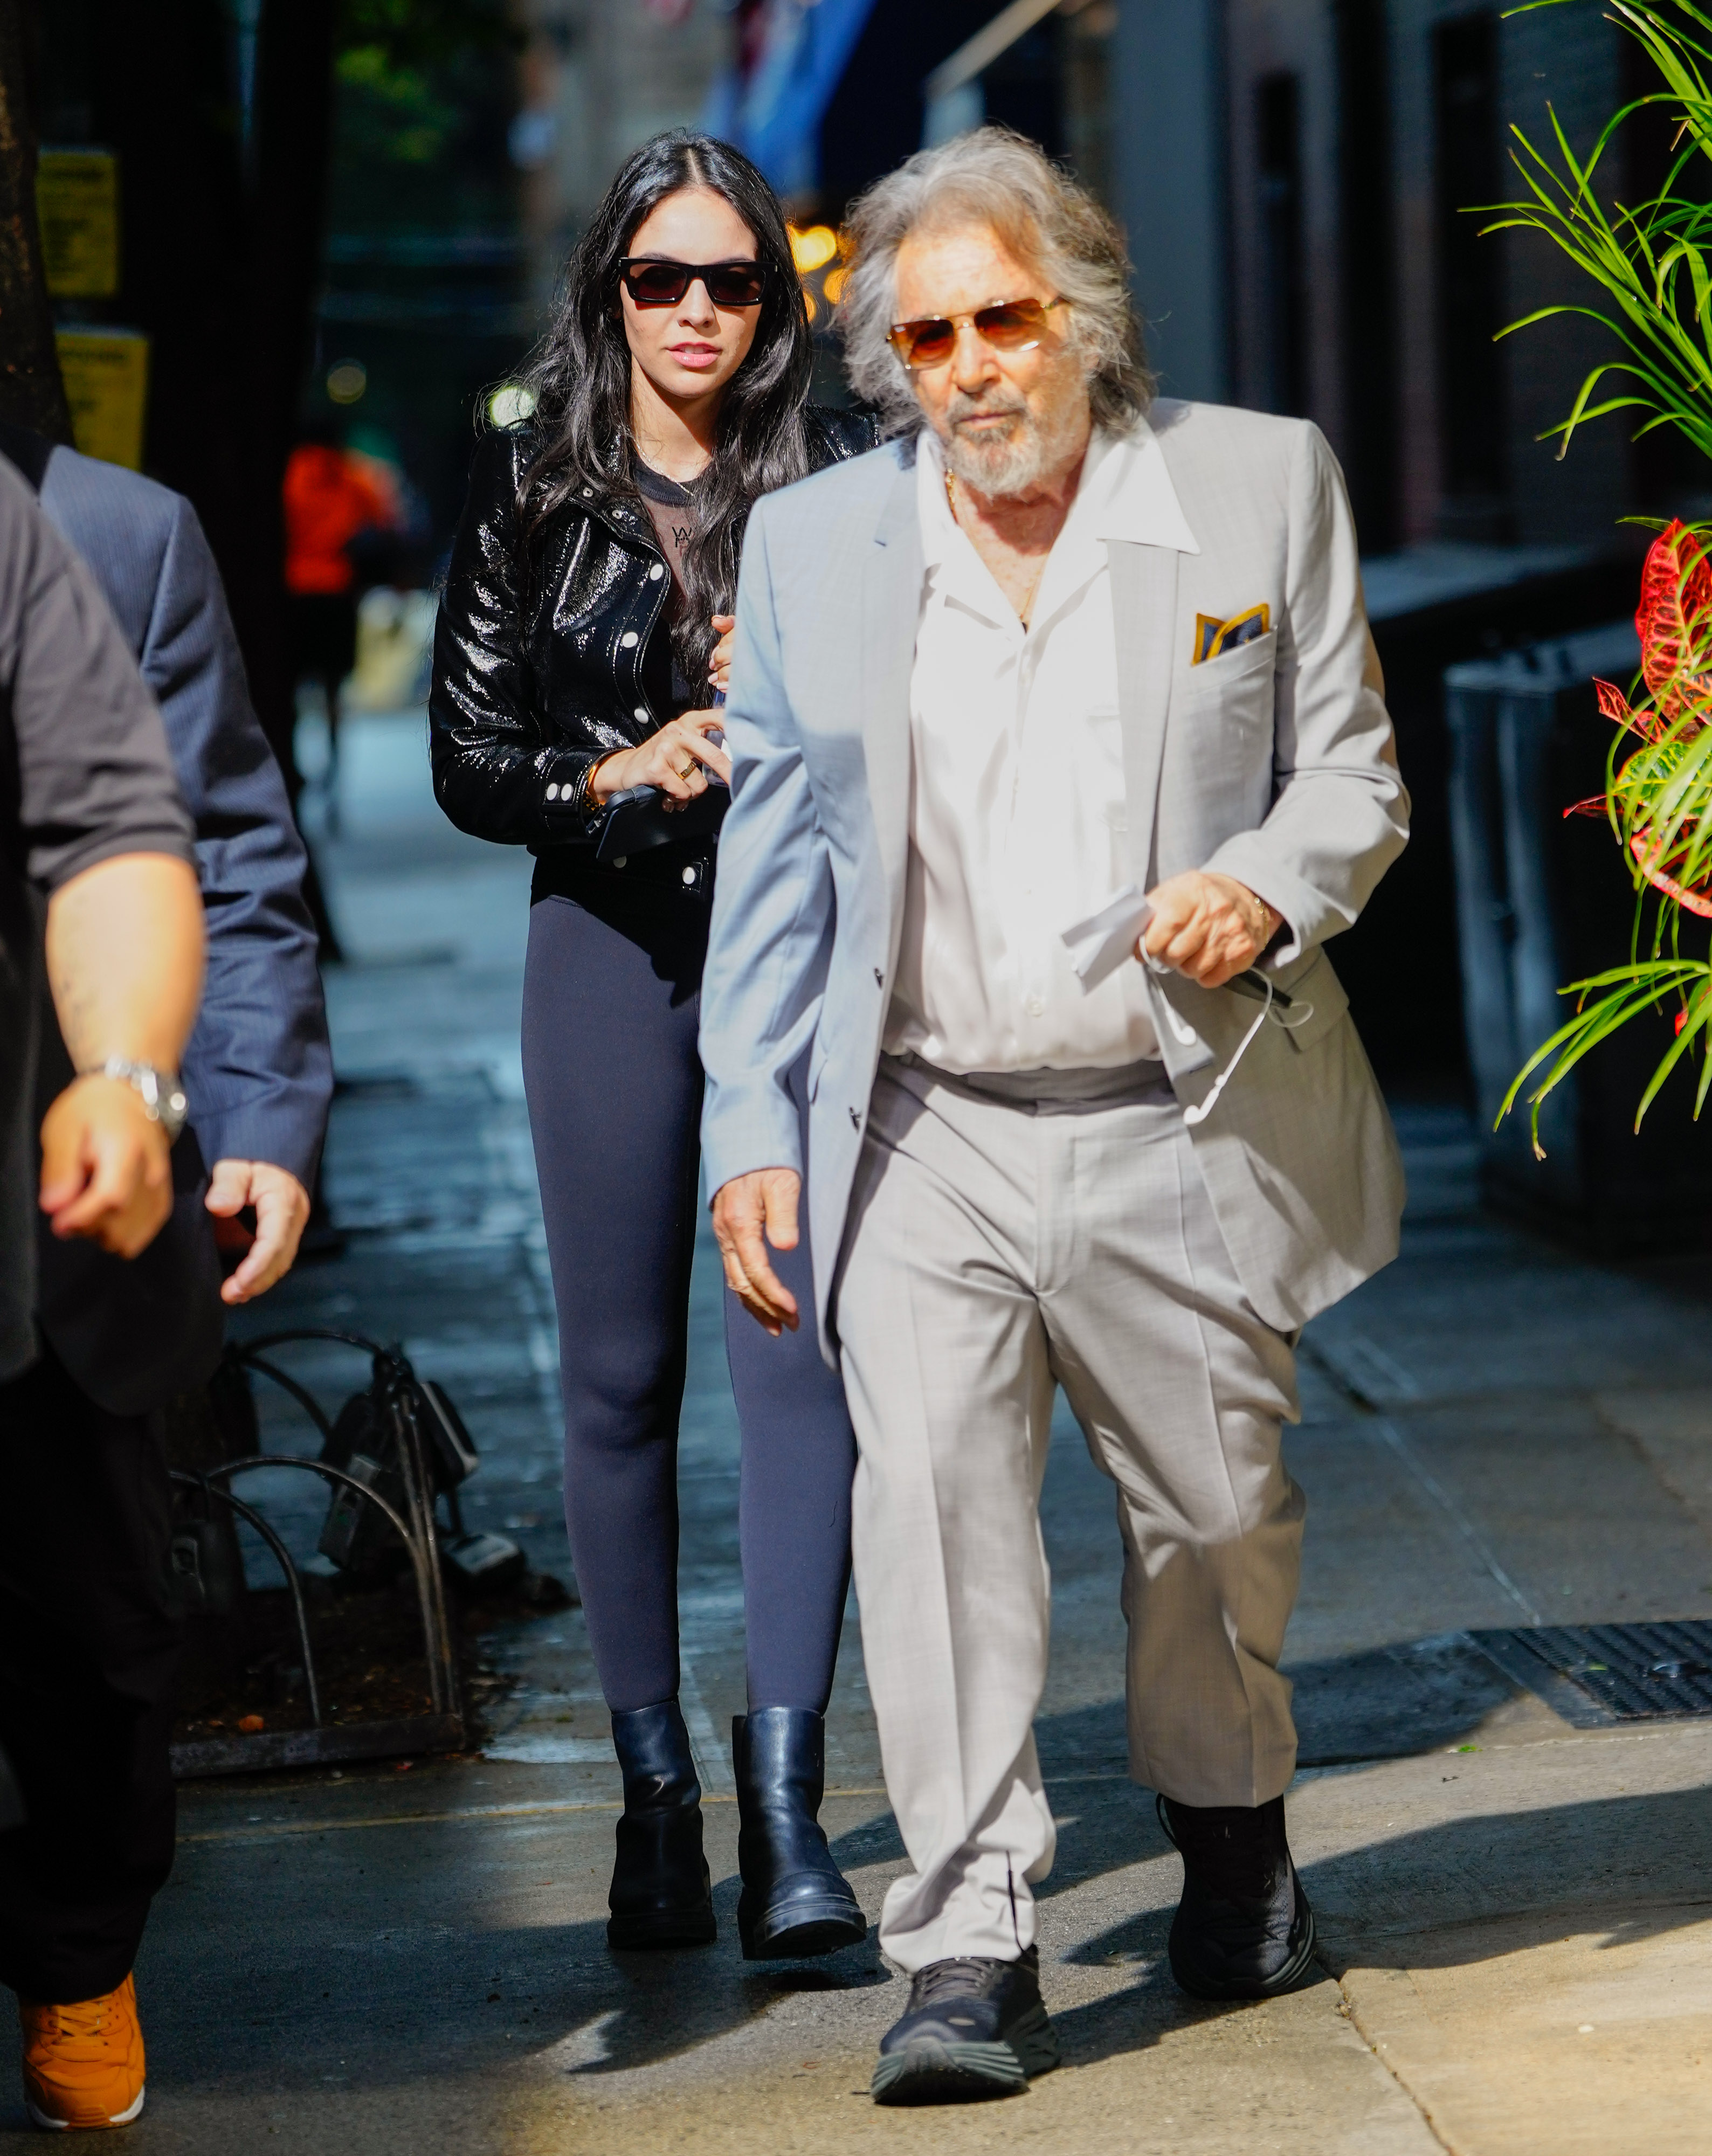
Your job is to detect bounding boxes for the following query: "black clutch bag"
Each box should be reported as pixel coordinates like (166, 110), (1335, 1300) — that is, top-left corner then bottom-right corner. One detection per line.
(595, 780), (728, 863)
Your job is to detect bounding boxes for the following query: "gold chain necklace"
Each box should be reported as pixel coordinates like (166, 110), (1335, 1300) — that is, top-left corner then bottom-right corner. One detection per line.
(945, 467), (1046, 627)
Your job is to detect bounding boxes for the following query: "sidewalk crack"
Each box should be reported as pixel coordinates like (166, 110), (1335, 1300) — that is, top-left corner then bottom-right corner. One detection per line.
(1321, 1953), (1458, 2153)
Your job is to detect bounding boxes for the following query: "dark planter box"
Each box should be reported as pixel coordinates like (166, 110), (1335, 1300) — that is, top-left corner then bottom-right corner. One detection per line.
(1446, 621), (1712, 1240)
(1337, 550), (1640, 1089)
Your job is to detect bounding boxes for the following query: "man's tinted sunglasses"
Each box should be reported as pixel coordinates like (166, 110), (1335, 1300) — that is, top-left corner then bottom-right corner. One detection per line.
(618, 257), (768, 308)
(887, 296), (1065, 370)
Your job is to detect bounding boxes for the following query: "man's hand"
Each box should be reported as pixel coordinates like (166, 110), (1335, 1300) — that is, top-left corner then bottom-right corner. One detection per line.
(206, 1159), (312, 1305)
(38, 1076), (174, 1256)
(712, 1168), (802, 1336)
(1142, 871), (1281, 990)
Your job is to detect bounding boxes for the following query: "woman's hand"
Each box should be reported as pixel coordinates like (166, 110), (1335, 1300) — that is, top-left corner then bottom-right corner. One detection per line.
(589, 707), (732, 808)
(708, 613), (736, 698)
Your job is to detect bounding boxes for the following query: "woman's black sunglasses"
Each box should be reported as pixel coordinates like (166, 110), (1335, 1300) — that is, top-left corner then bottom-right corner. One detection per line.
(618, 257), (768, 309)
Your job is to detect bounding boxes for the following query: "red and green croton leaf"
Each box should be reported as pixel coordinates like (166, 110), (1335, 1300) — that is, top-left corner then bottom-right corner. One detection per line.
(1638, 520), (1712, 723)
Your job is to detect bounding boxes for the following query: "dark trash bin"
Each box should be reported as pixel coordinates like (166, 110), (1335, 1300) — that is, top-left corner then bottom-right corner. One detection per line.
(1445, 621), (1712, 1241)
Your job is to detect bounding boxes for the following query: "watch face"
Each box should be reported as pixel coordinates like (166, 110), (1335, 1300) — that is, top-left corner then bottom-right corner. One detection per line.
(99, 1061), (188, 1133)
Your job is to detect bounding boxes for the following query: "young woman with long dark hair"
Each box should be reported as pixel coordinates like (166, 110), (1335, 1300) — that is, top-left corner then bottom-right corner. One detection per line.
(430, 132), (874, 1957)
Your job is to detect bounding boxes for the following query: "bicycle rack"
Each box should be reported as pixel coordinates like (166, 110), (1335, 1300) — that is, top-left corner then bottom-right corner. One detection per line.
(169, 1330), (466, 1779)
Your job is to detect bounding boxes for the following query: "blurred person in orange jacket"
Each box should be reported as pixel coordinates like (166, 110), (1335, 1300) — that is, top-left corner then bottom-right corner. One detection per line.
(282, 421), (398, 801)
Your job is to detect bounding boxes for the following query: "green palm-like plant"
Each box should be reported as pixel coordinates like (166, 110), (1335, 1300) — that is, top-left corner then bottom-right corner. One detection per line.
(1493, 1), (1712, 458)
(1488, 1), (1712, 1147)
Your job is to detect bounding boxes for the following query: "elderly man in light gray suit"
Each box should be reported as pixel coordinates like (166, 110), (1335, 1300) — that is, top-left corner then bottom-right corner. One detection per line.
(698, 128), (1408, 2106)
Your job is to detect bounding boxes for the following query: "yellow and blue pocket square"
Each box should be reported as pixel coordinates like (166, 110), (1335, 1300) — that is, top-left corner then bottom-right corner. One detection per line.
(1192, 602), (1271, 665)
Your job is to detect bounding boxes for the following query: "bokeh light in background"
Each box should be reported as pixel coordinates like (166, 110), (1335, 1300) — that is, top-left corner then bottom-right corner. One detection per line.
(486, 383), (537, 430)
(788, 223), (839, 274)
(788, 223), (845, 336)
(327, 358), (369, 405)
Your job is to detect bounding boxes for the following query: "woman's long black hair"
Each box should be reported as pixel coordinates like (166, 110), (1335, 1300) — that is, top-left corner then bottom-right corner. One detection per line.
(517, 130), (814, 689)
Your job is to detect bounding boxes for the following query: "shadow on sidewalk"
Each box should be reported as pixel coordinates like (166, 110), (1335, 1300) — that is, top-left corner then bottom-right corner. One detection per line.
(1044, 1779), (1712, 2069)
(67, 1660), (1711, 2118)
(1005, 1632), (1522, 1796)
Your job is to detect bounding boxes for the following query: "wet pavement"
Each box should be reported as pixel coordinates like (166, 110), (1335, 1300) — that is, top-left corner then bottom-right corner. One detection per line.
(5, 708), (1708, 2153)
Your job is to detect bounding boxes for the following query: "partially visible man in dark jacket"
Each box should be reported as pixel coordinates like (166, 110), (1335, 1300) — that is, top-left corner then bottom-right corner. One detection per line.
(0, 425), (333, 2133)
(2, 422), (333, 1301)
(0, 450), (205, 2133)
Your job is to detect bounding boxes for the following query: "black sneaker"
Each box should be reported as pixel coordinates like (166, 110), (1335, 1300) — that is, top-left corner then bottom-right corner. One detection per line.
(1158, 1793), (1318, 2000)
(871, 1946), (1059, 2105)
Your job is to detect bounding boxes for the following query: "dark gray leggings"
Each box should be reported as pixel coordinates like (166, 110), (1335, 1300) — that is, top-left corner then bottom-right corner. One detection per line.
(520, 883), (854, 1715)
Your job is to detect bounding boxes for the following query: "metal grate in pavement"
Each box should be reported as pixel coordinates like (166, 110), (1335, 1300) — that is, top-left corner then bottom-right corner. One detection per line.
(1471, 1620), (1712, 1726)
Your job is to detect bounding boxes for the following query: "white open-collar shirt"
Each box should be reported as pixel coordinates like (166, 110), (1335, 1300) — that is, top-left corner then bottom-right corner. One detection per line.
(883, 418), (1200, 1074)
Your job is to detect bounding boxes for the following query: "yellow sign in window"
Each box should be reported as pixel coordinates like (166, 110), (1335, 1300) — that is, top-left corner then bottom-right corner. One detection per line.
(56, 329), (150, 471)
(37, 149), (120, 299)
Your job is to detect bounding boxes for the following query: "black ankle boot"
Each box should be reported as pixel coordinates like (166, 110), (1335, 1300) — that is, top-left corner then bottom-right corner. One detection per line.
(1158, 1793), (1317, 2000)
(734, 1709), (866, 1960)
(607, 1701), (716, 1951)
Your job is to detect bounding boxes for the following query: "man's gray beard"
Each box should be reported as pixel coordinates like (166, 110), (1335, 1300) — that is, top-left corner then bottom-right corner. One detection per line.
(940, 377), (1089, 499)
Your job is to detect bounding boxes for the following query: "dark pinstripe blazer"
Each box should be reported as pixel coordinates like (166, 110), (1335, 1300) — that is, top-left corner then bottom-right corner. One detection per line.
(37, 442), (332, 1186)
(5, 429), (333, 1412)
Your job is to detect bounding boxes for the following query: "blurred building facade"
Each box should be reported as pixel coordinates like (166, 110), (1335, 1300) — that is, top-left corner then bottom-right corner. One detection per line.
(510, 0), (732, 316)
(1106, 1), (1694, 555)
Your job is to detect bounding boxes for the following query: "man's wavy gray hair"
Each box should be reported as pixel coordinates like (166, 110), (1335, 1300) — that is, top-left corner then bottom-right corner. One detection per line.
(839, 127), (1154, 436)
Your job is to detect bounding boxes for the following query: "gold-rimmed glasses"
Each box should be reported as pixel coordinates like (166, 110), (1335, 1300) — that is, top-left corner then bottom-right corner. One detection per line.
(886, 296), (1066, 370)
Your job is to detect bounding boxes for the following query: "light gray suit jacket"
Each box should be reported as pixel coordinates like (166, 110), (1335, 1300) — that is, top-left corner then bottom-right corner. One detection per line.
(700, 399), (1411, 1354)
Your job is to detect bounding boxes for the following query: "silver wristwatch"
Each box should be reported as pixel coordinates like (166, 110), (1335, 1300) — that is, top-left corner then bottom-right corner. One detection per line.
(91, 1059), (189, 1142)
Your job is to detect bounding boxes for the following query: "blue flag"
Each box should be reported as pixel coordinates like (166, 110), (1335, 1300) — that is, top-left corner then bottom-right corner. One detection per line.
(703, 0), (881, 197)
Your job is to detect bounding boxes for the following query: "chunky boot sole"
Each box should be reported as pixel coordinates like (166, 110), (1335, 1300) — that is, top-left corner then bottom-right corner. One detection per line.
(871, 2002), (1059, 2105)
(730, 1711), (867, 1962)
(1168, 1885), (1318, 2001)
(606, 1901), (717, 1952)
(739, 1892), (867, 1961)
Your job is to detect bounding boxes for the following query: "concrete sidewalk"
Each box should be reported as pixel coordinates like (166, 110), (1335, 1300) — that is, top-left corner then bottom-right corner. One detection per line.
(6, 710), (1706, 2154)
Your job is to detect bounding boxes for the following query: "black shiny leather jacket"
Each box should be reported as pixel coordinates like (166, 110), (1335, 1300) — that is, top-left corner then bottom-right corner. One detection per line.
(429, 406), (878, 853)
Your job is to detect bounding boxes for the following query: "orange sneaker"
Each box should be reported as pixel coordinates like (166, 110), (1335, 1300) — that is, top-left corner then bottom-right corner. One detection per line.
(18, 1973), (146, 2129)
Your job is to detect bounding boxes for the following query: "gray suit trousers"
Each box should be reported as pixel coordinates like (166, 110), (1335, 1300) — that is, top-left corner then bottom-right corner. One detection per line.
(836, 1055), (1306, 1972)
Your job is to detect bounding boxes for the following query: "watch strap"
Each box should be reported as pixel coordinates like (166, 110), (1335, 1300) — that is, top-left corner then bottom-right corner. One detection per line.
(88, 1059), (189, 1140)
